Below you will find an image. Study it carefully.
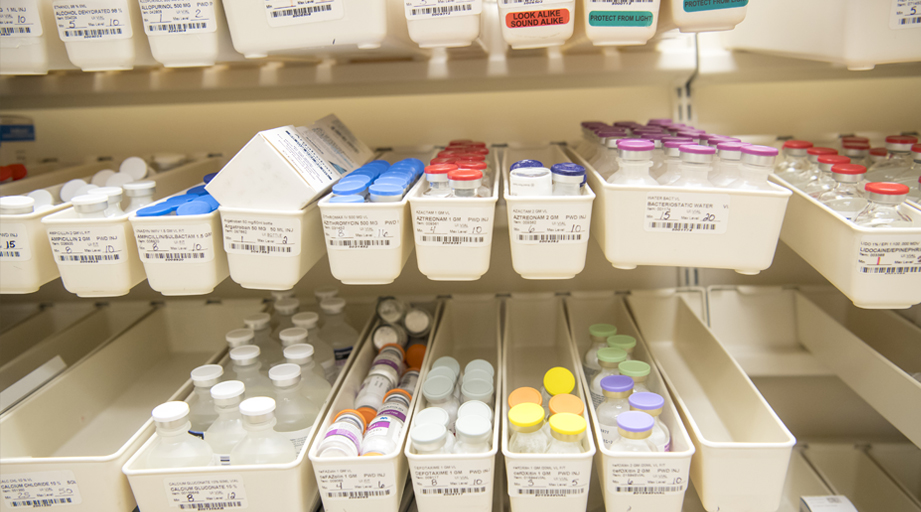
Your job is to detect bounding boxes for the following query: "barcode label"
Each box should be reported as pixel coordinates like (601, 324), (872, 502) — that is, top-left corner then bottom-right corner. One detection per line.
(164, 474), (247, 509)
(506, 462), (590, 500)
(420, 235), (484, 244)
(502, 0), (545, 4)
(591, 0), (653, 3)
(420, 486), (486, 495)
(328, 239), (390, 247)
(58, 254), (120, 262)
(406, 1), (481, 19)
(414, 204), (493, 248)
(326, 490), (390, 499)
(608, 460), (688, 495)
(0, 250), (21, 258)
(147, 22), (207, 32)
(857, 235), (921, 278)
(645, 192), (730, 234)
(265, 0), (343, 27)
(10, 498), (73, 507)
(135, 221), (217, 264)
(891, 0), (921, 29)
(229, 243), (293, 253)
(178, 502), (243, 510)
(144, 252), (206, 261)
(859, 266), (921, 274)
(614, 485), (683, 494)
(63, 27), (122, 38)
(47, 225), (129, 266)
(0, 0), (44, 38)
(222, 214), (301, 257)
(516, 233), (581, 242)
(411, 4), (470, 15)
(271, 4), (330, 17)
(54, 0), (133, 41)
(0, 470), (83, 507)
(0, 27), (31, 35)
(0, 223), (31, 261)
(316, 462), (396, 502)
(517, 488), (585, 496)
(509, 203), (591, 246)
(647, 221), (717, 231)
(322, 208), (402, 250)
(901, 16), (921, 24)
(139, 0), (216, 36)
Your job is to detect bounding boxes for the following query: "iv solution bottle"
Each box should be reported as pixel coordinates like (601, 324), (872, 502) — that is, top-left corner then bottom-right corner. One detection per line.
(284, 343), (333, 406)
(292, 311), (336, 383)
(318, 298), (359, 370)
(269, 363), (320, 452)
(188, 364), (223, 435)
(205, 380), (247, 464)
(146, 401), (215, 469)
(228, 345), (274, 399)
(243, 313), (284, 371)
(231, 397), (297, 465)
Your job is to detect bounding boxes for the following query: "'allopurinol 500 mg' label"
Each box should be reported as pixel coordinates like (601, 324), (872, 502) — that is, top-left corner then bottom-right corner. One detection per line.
(0, 0), (43, 37)
(0, 471), (83, 508)
(47, 224), (129, 264)
(222, 215), (301, 256)
(52, 0), (133, 41)
(644, 192), (730, 234)
(134, 222), (216, 263)
(264, 0), (343, 28)
(0, 223), (32, 261)
(404, 0), (481, 19)
(138, 0), (216, 36)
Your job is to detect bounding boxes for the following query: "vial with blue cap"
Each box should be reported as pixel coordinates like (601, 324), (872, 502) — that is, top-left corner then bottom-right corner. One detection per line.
(203, 172), (217, 184)
(186, 185), (209, 196)
(629, 392), (669, 452)
(332, 180), (369, 198)
(374, 177), (410, 191)
(551, 163), (586, 196)
(595, 374), (634, 448)
(329, 195), (366, 204)
(369, 183), (404, 203)
(177, 201), (214, 216)
(509, 160), (552, 197)
(136, 202), (176, 217)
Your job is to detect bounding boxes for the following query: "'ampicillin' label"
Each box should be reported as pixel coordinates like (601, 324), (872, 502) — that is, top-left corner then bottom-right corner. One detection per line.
(589, 10), (653, 26)
(505, 8), (569, 28)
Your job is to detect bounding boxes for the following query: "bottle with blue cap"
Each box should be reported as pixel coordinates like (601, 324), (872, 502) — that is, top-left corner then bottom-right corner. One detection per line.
(609, 411), (657, 453)
(595, 375), (635, 448)
(551, 163), (586, 196)
(332, 179), (369, 199)
(369, 183), (404, 203)
(629, 392), (669, 452)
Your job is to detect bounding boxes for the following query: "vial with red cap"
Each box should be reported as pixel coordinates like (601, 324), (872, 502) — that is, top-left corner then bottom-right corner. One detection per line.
(607, 139), (657, 186)
(854, 183), (914, 228)
(448, 169), (485, 198)
(867, 135), (919, 180)
(842, 142), (871, 168)
(727, 145), (780, 191)
(455, 160), (492, 189)
(424, 164), (455, 197)
(672, 145), (717, 188)
(818, 164), (869, 220)
(790, 147), (838, 187)
(804, 155), (851, 198)
(774, 140), (814, 180)
(869, 147), (888, 164)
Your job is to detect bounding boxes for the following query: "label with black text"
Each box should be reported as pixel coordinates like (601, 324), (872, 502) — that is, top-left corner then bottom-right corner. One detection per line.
(47, 224), (129, 264)
(410, 458), (492, 497)
(0, 0), (43, 37)
(52, 0), (133, 41)
(322, 209), (402, 250)
(316, 462), (396, 500)
(222, 215), (301, 257)
(0, 222), (31, 261)
(139, 0), (216, 35)
(135, 222), (215, 263)
(0, 470), (83, 508)
(856, 234), (921, 275)
(506, 461), (590, 498)
(264, 0), (343, 27)
(405, 0), (481, 19)
(608, 459), (688, 495)
(414, 205), (492, 247)
(890, 0), (921, 29)
(510, 203), (589, 244)
(164, 474), (247, 509)
(645, 192), (729, 234)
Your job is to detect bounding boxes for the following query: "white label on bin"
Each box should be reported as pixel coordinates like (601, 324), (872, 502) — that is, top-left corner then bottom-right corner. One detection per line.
(405, 0), (481, 19)
(52, 0), (133, 41)
(414, 205), (492, 247)
(0, 470), (83, 508)
(608, 459), (687, 495)
(0, 0), (43, 37)
(264, 0), (343, 27)
(139, 0), (216, 36)
(135, 222), (216, 263)
(509, 203), (588, 244)
(322, 209), (402, 249)
(47, 224), (128, 265)
(411, 458), (491, 497)
(316, 462), (396, 500)
(506, 461), (590, 497)
(890, 0), (921, 29)
(0, 223), (31, 261)
(222, 215), (301, 257)
(856, 234), (921, 275)
(644, 192), (729, 234)
(164, 474), (247, 509)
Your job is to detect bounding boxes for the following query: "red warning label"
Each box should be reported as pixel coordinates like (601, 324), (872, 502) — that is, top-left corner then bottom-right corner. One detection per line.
(505, 8), (570, 28)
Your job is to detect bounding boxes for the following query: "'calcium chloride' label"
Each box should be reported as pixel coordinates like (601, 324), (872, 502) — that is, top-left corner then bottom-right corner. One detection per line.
(264, 0), (343, 28)
(322, 208), (402, 250)
(47, 224), (129, 265)
(856, 234), (921, 275)
(608, 459), (688, 495)
(404, 0), (481, 19)
(414, 205), (493, 247)
(316, 462), (396, 500)
(134, 222), (216, 263)
(890, 0), (921, 29)
(0, 223), (31, 261)
(510, 202), (589, 244)
(682, 0), (747, 12)
(0, 0), (43, 37)
(139, 0), (217, 36)
(0, 470), (83, 508)
(163, 474), (247, 509)
(411, 459), (492, 498)
(506, 460), (590, 498)
(222, 215), (301, 257)
(644, 191), (730, 234)
(52, 0), (133, 41)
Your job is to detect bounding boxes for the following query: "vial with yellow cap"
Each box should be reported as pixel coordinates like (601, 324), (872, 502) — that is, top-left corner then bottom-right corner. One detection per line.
(618, 360), (651, 394)
(543, 393), (584, 437)
(540, 367), (576, 418)
(589, 347), (628, 407)
(583, 323), (617, 382)
(508, 402), (551, 454)
(546, 413), (587, 454)
(607, 334), (636, 361)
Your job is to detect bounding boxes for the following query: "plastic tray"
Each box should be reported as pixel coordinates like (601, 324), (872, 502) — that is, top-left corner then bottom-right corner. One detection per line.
(123, 298), (377, 512)
(497, 0), (575, 49)
(405, 295), (502, 512)
(0, 161), (109, 197)
(657, 0), (748, 33)
(0, 0), (76, 75)
(55, 0), (158, 72)
(502, 145), (595, 280)
(626, 288), (796, 512)
(0, 299), (262, 512)
(564, 291), (695, 512)
(0, 302), (42, 334)
(771, 174), (921, 309)
(569, 148), (792, 275)
(502, 294), (596, 512)
(866, 443), (921, 503)
(141, 0), (241, 68)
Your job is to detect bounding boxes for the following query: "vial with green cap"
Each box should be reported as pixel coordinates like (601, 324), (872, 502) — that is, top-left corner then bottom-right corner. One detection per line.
(508, 402), (551, 454)
(589, 347), (628, 407)
(540, 367), (576, 419)
(546, 412), (587, 454)
(607, 334), (636, 361)
(584, 324), (617, 383)
(619, 360), (651, 394)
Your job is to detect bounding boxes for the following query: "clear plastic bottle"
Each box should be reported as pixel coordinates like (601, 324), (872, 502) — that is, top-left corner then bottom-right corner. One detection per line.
(656, 141), (685, 185)
(422, 375), (460, 433)
(278, 329), (325, 381)
(283, 344), (333, 407)
(618, 361), (652, 394)
(789, 147), (838, 187)
(629, 392), (670, 452)
(292, 312), (336, 383)
(461, 379), (495, 409)
(360, 389), (414, 456)
(818, 164), (869, 220)
(269, 364), (320, 452)
(316, 409), (367, 458)
(609, 411), (658, 453)
(774, 140), (813, 180)
(424, 164), (455, 197)
(540, 367), (576, 418)
(804, 155), (851, 198)
(727, 145), (781, 192)
(867, 135), (919, 180)
(223, 328), (254, 374)
(271, 298), (300, 340)
(453, 416), (492, 454)
(671, 145), (716, 188)
(589, 348), (628, 407)
(411, 424), (455, 455)
(228, 345), (275, 399)
(314, 286), (339, 305)
(551, 163), (587, 196)
(319, 298), (359, 369)
(583, 323), (617, 384)
(595, 375), (635, 449)
(231, 397), (298, 465)
(123, 181), (156, 212)
(508, 403), (551, 454)
(546, 413), (586, 454)
(205, 380), (247, 463)
(243, 313), (285, 371)
(709, 142), (745, 187)
(607, 139), (657, 186)
(854, 183), (915, 228)
(188, 364), (223, 435)
(146, 401), (215, 469)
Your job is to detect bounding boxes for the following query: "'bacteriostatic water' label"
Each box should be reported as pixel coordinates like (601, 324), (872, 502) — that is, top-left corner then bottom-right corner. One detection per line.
(644, 192), (730, 234)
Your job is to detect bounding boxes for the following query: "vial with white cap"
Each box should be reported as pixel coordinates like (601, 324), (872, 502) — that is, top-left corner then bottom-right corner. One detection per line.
(271, 298), (300, 340)
(27, 190), (56, 212)
(432, 355), (463, 398)
(146, 401), (215, 469)
(269, 363), (320, 451)
(422, 375), (459, 433)
(411, 424), (454, 455)
(205, 380), (247, 461)
(188, 364), (223, 434)
(120, 156), (153, 180)
(152, 153), (187, 172)
(318, 298), (359, 369)
(551, 163), (586, 196)
(314, 286), (339, 304)
(404, 308), (433, 338)
(88, 186), (125, 217)
(284, 343), (332, 406)
(465, 359), (495, 380)
(463, 369), (492, 387)
(228, 345), (274, 399)
(60, 179), (89, 203)
(461, 380), (495, 409)
(271, 289), (295, 301)
(231, 397), (297, 465)
(377, 297), (407, 325)
(414, 406), (452, 433)
(0, 196), (35, 215)
(71, 194), (109, 219)
(854, 182), (915, 228)
(91, 169), (116, 187)
(292, 312), (336, 382)
(629, 392), (670, 452)
(607, 139), (657, 186)
(123, 181), (156, 212)
(457, 400), (493, 424)
(105, 173), (136, 188)
(243, 313), (284, 371)
(671, 145), (717, 188)
(610, 411), (657, 453)
(453, 415), (491, 454)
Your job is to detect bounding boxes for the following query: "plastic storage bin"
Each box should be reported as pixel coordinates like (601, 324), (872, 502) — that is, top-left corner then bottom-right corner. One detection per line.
(403, 0), (482, 48)
(626, 288), (796, 512)
(564, 291), (695, 512)
(0, 299), (262, 512)
(657, 0), (748, 33)
(0, 161), (110, 197)
(0, 200), (70, 293)
(771, 174), (921, 309)
(0, 0), (77, 75)
(50, 0), (158, 71)
(502, 145), (594, 280)
(497, 0), (574, 49)
(405, 295), (502, 512)
(580, 0), (661, 46)
(138, 0), (240, 67)
(502, 294), (596, 512)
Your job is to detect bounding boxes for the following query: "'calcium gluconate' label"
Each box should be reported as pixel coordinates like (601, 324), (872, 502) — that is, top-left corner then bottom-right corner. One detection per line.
(52, 0), (133, 41)
(139, 0), (217, 36)
(163, 474), (247, 509)
(644, 191), (730, 234)
(1, 471), (83, 508)
(0, 0), (43, 37)
(264, 0), (343, 28)
(404, 0), (481, 19)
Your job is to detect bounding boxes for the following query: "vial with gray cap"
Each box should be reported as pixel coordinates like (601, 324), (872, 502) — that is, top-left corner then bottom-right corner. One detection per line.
(319, 298), (359, 369)
(292, 312), (336, 383)
(269, 363), (320, 451)
(377, 297), (407, 325)
(146, 401), (215, 469)
(453, 415), (492, 454)
(283, 343), (332, 406)
(457, 400), (493, 424)
(122, 181), (156, 212)
(71, 194), (109, 219)
(414, 406), (453, 438)
(411, 424), (454, 454)
(88, 186), (125, 217)
(231, 397), (297, 464)
(244, 313), (284, 370)
(205, 380), (247, 461)
(188, 364), (223, 434)
(228, 345), (274, 399)
(461, 379), (495, 409)
(271, 298), (300, 340)
(728, 145), (780, 192)
(422, 375), (459, 433)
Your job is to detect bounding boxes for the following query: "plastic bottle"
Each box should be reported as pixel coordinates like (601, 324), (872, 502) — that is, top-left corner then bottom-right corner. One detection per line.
(727, 145), (781, 191)
(411, 424), (454, 455)
(360, 389), (414, 456)
(404, 308), (434, 339)
(804, 155), (851, 198)
(278, 329), (323, 379)
(223, 328), (254, 371)
(271, 298), (300, 340)
(589, 348), (628, 407)
(372, 323), (409, 350)
(656, 141), (685, 185)
(551, 163), (586, 196)
(122, 181), (156, 212)
(146, 402), (215, 469)
(508, 402), (551, 454)
(291, 312), (336, 383)
(607, 139), (657, 186)
(774, 140), (813, 180)
(244, 313), (284, 370)
(595, 375), (635, 448)
(316, 410), (367, 458)
(319, 298), (359, 369)
(671, 145), (716, 188)
(461, 379), (495, 409)
(540, 367), (576, 418)
(399, 368), (420, 395)
(205, 380), (247, 463)
(231, 397), (297, 465)
(269, 364), (320, 452)
(228, 345), (274, 399)
(618, 361), (652, 394)
(854, 183), (915, 228)
(283, 344), (333, 407)
(708, 142), (745, 187)
(583, 323), (617, 383)
(607, 334), (636, 361)
(453, 416), (492, 454)
(629, 392), (670, 452)
(313, 286), (339, 305)
(88, 186), (125, 217)
(819, 164), (869, 220)
(546, 413), (586, 454)
(188, 364), (223, 435)
(72, 194), (109, 219)
(509, 166), (553, 197)
(422, 375), (459, 433)
(867, 135), (919, 180)
(424, 164), (455, 197)
(609, 411), (657, 453)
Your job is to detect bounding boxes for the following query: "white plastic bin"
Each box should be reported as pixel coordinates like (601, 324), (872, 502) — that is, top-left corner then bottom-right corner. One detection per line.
(0, 161), (109, 197)
(0, 299), (262, 512)
(657, 0), (748, 33)
(626, 288), (796, 512)
(502, 294), (596, 512)
(502, 145), (594, 280)
(138, 0), (240, 67)
(0, 0), (76, 75)
(564, 291), (695, 512)
(404, 0), (482, 48)
(771, 174), (921, 309)
(497, 0), (574, 49)
(0, 201), (70, 293)
(50, 0), (158, 71)
(580, 0), (661, 46)
(405, 295), (502, 512)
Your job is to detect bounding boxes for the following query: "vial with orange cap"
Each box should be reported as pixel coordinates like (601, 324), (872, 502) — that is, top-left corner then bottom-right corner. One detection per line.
(316, 409), (367, 458)
(543, 393), (585, 438)
(360, 389), (414, 456)
(508, 402), (551, 454)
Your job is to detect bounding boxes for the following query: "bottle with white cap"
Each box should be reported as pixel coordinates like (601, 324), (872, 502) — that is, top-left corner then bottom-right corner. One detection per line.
(271, 298), (300, 340)
(313, 287), (339, 325)
(231, 397), (297, 465)
(243, 313), (284, 369)
(188, 364), (223, 434)
(404, 308), (433, 339)
(422, 376), (459, 433)
(318, 298), (359, 369)
(360, 389), (414, 456)
(223, 328), (269, 375)
(205, 380), (248, 463)
(269, 364), (320, 452)
(411, 424), (454, 455)
(120, 156), (153, 180)
(377, 297), (407, 325)
(60, 179), (89, 203)
(0, 196), (35, 215)
(292, 312), (336, 383)
(452, 416), (492, 454)
(27, 190), (56, 212)
(123, 181), (156, 212)
(146, 401), (215, 469)
(461, 380), (495, 410)
(88, 186), (125, 217)
(457, 399), (493, 427)
(71, 194), (109, 219)
(284, 343), (333, 406)
(228, 345), (274, 399)
(414, 406), (454, 439)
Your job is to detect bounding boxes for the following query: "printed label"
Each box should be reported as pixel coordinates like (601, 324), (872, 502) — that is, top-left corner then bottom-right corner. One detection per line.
(644, 192), (730, 234)
(52, 0), (133, 41)
(0, 470), (83, 508)
(164, 474), (247, 509)
(505, 8), (569, 27)
(322, 208), (402, 250)
(506, 460), (590, 498)
(316, 462), (396, 500)
(222, 215), (300, 257)
(135, 222), (215, 263)
(589, 389), (604, 408)
(589, 10), (653, 26)
(264, 0), (343, 28)
(501, 0), (550, 4)
(47, 224), (129, 265)
(608, 459), (687, 495)
(261, 127), (345, 190)
(284, 426), (313, 453)
(411, 458), (492, 498)
(0, 223), (31, 261)
(414, 205), (492, 247)
(404, 0), (481, 19)
(322, 422), (363, 453)
(333, 346), (353, 367)
(0, 0), (43, 37)
(890, 0), (921, 29)
(599, 424), (618, 449)
(682, 0), (747, 12)
(856, 234), (921, 275)
(509, 203), (589, 245)
(139, 0), (216, 36)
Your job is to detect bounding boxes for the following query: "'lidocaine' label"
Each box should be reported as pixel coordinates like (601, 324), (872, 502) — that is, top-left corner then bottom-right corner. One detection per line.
(414, 205), (492, 247)
(405, 0), (481, 19)
(264, 0), (343, 27)
(0, 470), (83, 508)
(135, 222), (215, 263)
(47, 224), (129, 265)
(856, 234), (921, 275)
(644, 192), (730, 234)
(608, 459), (688, 495)
(53, 0), (133, 41)
(506, 460), (590, 498)
(222, 215), (301, 257)
(164, 474), (248, 509)
(0, 223), (31, 261)
(139, 0), (216, 36)
(410, 458), (492, 498)
(890, 0), (921, 29)
(510, 203), (589, 244)
(316, 462), (396, 500)
(683, 0), (747, 12)
(0, 0), (43, 37)
(322, 209), (402, 249)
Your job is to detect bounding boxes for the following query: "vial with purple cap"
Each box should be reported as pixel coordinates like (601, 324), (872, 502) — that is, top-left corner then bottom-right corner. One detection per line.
(671, 145), (717, 188)
(629, 392), (670, 452)
(607, 139), (657, 186)
(728, 145), (780, 191)
(709, 142), (746, 187)
(609, 411), (657, 453)
(656, 141), (685, 185)
(595, 375), (634, 448)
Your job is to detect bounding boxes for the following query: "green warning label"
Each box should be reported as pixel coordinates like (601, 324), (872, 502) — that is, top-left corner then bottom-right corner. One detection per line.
(588, 10), (654, 27)
(684, 0), (748, 12)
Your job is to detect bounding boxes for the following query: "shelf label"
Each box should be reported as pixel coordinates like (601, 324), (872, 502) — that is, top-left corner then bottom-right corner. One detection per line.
(222, 214), (301, 257)
(139, 0), (217, 36)
(0, 222), (31, 261)
(322, 208), (402, 250)
(856, 234), (921, 275)
(510, 202), (589, 245)
(404, 0), (481, 19)
(47, 224), (129, 265)
(608, 459), (688, 495)
(0, 0), (43, 38)
(163, 473), (248, 509)
(410, 458), (492, 498)
(890, 0), (921, 29)
(52, 0), (133, 41)
(506, 460), (590, 498)
(264, 0), (343, 28)
(589, 10), (654, 27)
(505, 8), (570, 28)
(135, 221), (216, 263)
(683, 0), (747, 12)
(644, 191), (730, 234)
(315, 462), (396, 501)
(414, 205), (493, 247)
(0, 470), (83, 508)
